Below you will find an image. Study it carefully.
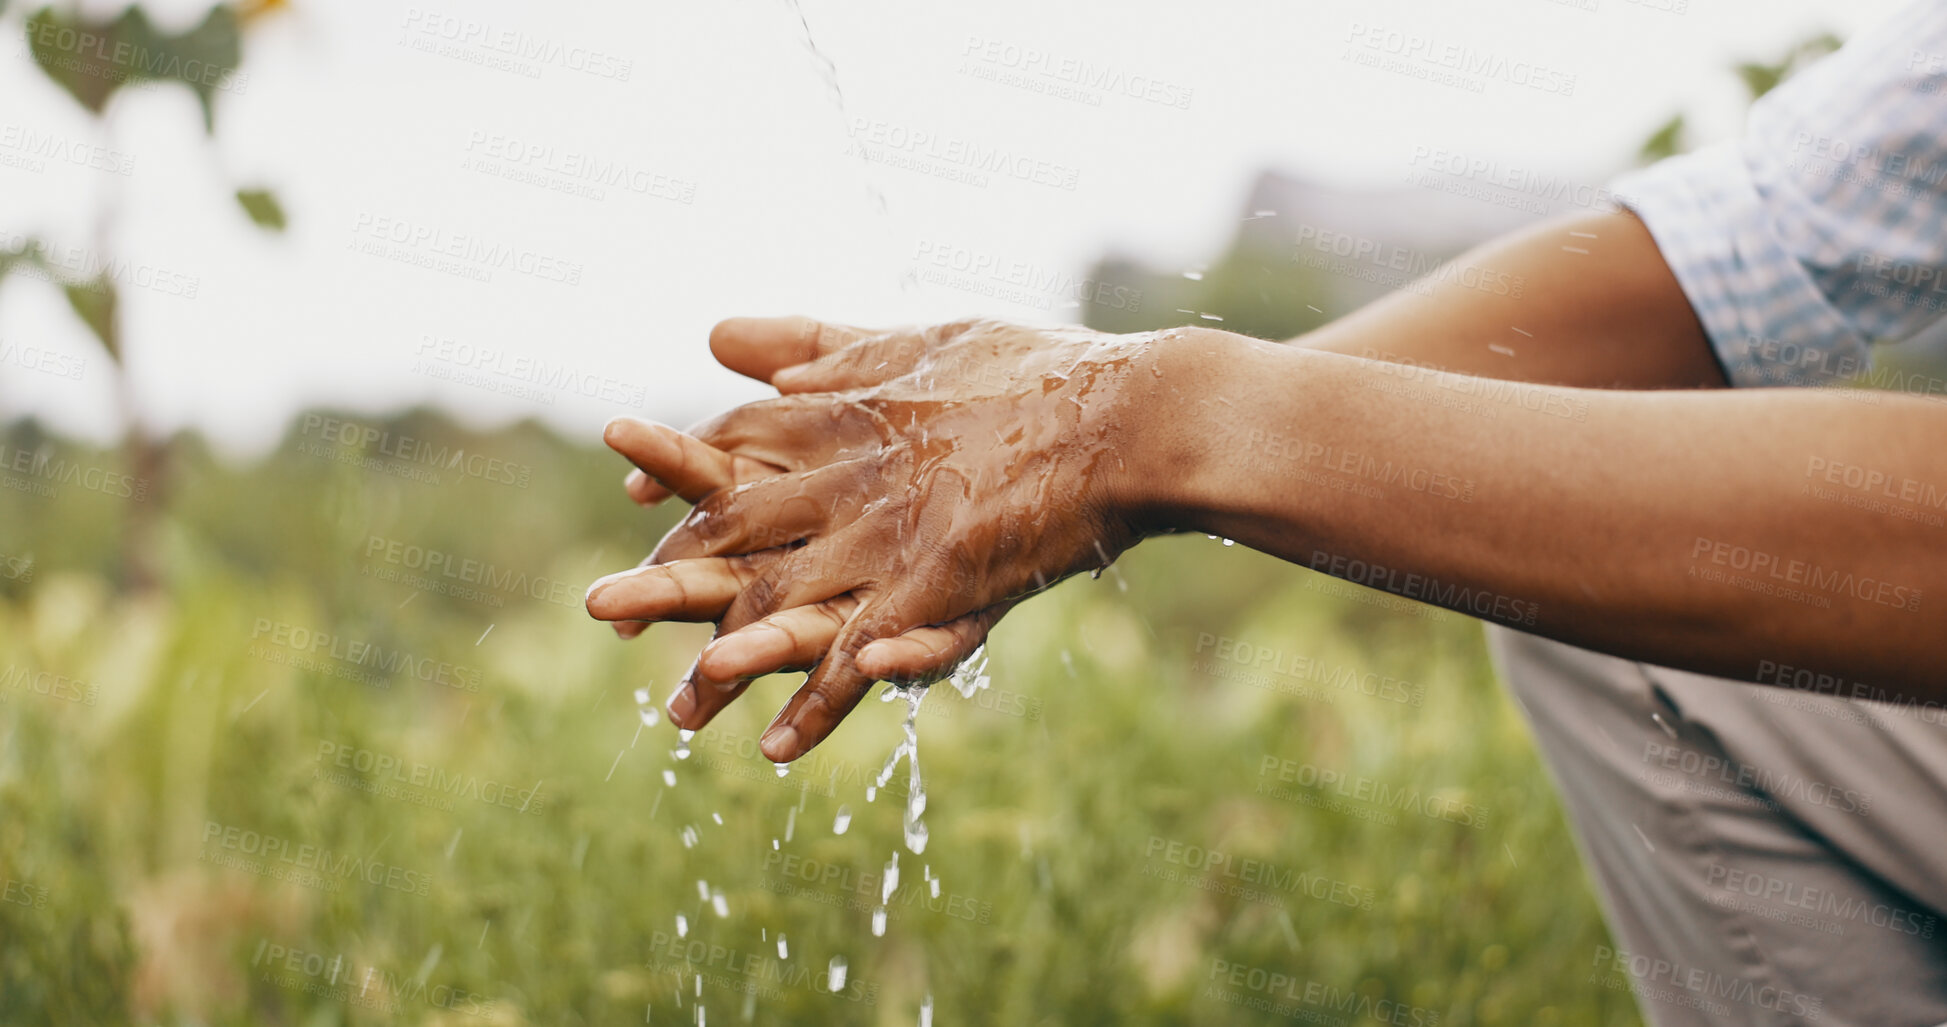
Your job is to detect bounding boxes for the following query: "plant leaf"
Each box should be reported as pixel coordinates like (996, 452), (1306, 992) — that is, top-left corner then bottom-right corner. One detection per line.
(63, 276), (120, 364)
(235, 188), (286, 231)
(24, 5), (242, 131)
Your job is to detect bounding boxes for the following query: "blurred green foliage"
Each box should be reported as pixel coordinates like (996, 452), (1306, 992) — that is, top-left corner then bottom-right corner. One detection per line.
(0, 415), (1640, 1025)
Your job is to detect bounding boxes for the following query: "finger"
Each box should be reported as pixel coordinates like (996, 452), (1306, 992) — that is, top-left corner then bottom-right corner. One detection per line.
(649, 457), (875, 565)
(668, 598), (863, 730)
(854, 604), (1011, 683)
(688, 395), (880, 471)
(585, 557), (763, 623)
(709, 316), (868, 385)
(697, 597), (860, 683)
(718, 526), (878, 637)
(772, 319), (977, 394)
(624, 468), (672, 506)
(604, 417), (764, 505)
(759, 595), (910, 762)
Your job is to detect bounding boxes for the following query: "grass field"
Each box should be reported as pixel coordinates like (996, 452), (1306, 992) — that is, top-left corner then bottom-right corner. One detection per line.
(0, 413), (1644, 1026)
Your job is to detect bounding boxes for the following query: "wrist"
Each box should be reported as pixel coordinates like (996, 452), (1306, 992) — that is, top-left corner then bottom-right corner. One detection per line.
(1103, 326), (1256, 536)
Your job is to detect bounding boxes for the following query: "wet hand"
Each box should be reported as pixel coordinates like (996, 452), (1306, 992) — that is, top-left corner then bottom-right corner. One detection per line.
(589, 317), (1172, 761)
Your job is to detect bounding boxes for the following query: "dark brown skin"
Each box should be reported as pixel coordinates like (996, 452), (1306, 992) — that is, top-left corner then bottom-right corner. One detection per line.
(588, 210), (1947, 763)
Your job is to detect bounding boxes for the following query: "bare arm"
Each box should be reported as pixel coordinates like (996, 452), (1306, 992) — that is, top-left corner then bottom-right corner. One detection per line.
(1130, 331), (1942, 699)
(1295, 208), (1727, 391)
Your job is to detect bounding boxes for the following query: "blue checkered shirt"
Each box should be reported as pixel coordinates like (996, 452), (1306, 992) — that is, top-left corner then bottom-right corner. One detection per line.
(1612, 0), (1947, 388)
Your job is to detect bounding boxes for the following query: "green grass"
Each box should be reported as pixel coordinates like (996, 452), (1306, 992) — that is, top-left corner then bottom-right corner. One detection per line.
(0, 415), (1642, 1026)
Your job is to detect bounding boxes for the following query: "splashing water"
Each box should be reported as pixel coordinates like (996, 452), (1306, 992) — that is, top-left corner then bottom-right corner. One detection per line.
(826, 956), (848, 992)
(876, 684), (929, 853)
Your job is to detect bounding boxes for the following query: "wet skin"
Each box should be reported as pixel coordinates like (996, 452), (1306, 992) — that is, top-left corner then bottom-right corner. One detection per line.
(588, 210), (1947, 763)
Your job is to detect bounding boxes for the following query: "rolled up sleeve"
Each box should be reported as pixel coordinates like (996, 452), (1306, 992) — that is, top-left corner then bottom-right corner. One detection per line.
(1609, 0), (1947, 388)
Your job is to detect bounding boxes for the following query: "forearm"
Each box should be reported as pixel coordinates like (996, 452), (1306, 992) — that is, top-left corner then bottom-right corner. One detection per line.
(1125, 332), (1946, 699)
(1292, 209), (1728, 391)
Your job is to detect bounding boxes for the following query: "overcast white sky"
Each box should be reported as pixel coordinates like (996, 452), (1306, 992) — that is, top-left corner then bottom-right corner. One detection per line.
(0, 0), (1904, 457)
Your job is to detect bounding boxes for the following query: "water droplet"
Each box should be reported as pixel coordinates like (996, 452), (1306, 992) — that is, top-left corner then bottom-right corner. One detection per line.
(865, 785), (877, 802)
(711, 812), (723, 825)
(711, 890), (729, 918)
(777, 934), (789, 959)
(784, 806), (797, 843)
(826, 956), (848, 992)
(696, 879), (710, 901)
(871, 907), (887, 936)
(833, 806), (852, 835)
(675, 914), (688, 937)
(1222, 537), (1236, 547)
(663, 769), (677, 787)
(633, 687), (651, 705)
(919, 993), (934, 1026)
(882, 851), (900, 904)
(639, 706), (660, 728)
(775, 762), (790, 778)
(680, 826), (699, 849)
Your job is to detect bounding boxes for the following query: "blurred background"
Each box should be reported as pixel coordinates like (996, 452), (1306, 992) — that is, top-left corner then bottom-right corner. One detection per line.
(2, 0), (1937, 1023)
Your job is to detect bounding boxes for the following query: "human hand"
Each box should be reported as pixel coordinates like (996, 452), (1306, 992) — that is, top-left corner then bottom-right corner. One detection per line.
(588, 317), (1177, 761)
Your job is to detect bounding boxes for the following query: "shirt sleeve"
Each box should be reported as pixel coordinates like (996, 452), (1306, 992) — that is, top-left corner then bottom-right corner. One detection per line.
(1609, 0), (1947, 388)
